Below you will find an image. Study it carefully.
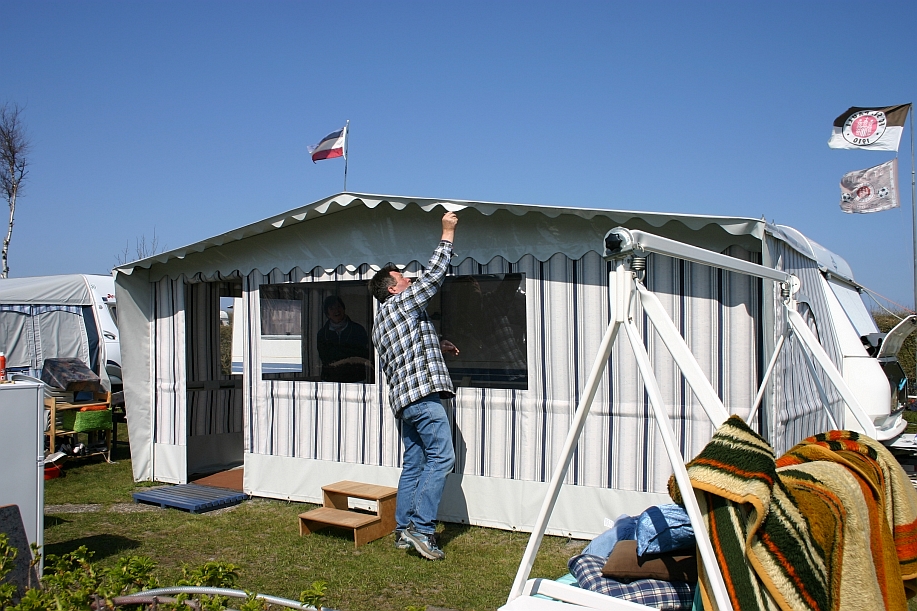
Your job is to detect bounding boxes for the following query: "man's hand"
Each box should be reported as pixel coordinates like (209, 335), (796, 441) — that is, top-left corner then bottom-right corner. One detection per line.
(441, 211), (458, 243)
(440, 339), (460, 357)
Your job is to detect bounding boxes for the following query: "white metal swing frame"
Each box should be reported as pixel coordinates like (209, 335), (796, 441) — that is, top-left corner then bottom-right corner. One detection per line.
(501, 228), (877, 611)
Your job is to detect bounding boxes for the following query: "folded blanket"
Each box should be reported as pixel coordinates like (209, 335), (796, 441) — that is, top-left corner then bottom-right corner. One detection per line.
(669, 415), (917, 611)
(777, 430), (917, 602)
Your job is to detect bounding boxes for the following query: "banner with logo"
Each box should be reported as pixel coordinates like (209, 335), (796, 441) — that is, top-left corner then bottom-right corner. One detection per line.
(827, 104), (910, 151)
(839, 158), (898, 213)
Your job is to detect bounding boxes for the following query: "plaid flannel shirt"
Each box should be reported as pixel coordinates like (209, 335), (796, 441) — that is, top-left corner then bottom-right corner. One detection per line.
(372, 240), (455, 416)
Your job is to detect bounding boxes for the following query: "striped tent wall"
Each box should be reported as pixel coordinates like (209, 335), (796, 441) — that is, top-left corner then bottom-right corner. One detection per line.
(237, 248), (760, 495)
(185, 282), (243, 437)
(768, 237), (843, 455)
(153, 276), (187, 446)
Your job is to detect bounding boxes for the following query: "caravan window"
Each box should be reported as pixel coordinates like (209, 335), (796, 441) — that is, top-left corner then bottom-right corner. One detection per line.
(258, 281), (374, 383)
(427, 273), (528, 390)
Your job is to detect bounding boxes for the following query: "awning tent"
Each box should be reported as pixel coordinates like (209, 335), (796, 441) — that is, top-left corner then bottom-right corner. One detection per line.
(114, 192), (859, 537)
(0, 274), (109, 386)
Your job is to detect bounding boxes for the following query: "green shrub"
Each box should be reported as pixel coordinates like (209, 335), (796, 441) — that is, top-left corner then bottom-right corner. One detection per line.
(0, 534), (325, 611)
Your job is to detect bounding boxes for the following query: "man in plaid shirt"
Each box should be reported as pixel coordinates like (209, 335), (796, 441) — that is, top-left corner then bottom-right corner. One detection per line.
(368, 211), (460, 561)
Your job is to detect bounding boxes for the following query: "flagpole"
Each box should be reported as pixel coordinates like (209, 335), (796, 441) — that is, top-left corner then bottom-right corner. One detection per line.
(910, 104), (916, 382)
(911, 104), (916, 311)
(343, 120), (350, 192)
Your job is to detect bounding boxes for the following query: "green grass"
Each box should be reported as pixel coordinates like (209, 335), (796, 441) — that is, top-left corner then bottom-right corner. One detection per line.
(43, 441), (579, 611)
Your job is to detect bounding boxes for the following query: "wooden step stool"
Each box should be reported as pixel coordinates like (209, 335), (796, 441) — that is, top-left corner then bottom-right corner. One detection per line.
(298, 480), (398, 548)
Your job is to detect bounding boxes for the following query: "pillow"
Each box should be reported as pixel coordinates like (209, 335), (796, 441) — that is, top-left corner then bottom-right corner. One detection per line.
(78, 404), (110, 412)
(601, 540), (697, 583)
(568, 553), (696, 611)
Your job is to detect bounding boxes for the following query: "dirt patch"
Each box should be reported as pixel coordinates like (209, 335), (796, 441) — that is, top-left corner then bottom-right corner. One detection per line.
(45, 503), (160, 514)
(45, 504), (103, 514)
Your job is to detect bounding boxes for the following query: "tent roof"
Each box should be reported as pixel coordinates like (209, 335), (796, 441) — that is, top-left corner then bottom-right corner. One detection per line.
(115, 192), (768, 280)
(767, 224), (858, 285)
(0, 274), (94, 306)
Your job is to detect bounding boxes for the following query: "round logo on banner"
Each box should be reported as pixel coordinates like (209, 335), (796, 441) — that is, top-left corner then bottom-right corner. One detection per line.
(842, 110), (887, 146)
(854, 184), (873, 201)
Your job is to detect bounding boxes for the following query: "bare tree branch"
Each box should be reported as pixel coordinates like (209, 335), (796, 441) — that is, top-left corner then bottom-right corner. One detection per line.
(114, 227), (166, 265)
(0, 103), (30, 278)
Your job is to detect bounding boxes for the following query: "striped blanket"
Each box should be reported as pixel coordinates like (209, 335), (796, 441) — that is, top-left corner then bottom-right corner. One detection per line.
(669, 415), (917, 611)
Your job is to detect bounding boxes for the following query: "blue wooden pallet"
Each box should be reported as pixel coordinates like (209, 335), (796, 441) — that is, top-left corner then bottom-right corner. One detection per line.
(132, 484), (248, 513)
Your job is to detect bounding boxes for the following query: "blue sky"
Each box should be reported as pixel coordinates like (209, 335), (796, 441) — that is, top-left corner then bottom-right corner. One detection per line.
(2, 1), (916, 309)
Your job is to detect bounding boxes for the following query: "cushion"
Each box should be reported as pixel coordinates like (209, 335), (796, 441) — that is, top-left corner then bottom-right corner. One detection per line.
(602, 540), (697, 583)
(568, 553), (696, 611)
(78, 403), (109, 412)
(60, 408), (112, 432)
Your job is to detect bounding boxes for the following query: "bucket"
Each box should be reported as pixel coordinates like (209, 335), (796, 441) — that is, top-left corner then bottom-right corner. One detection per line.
(44, 464), (63, 480)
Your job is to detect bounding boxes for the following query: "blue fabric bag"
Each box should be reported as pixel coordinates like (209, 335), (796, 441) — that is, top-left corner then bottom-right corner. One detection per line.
(635, 504), (695, 555)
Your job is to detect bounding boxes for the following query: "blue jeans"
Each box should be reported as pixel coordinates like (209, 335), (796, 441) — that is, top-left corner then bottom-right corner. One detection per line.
(395, 394), (455, 535)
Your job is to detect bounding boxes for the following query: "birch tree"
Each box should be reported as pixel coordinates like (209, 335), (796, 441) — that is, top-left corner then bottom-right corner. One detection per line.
(0, 104), (29, 279)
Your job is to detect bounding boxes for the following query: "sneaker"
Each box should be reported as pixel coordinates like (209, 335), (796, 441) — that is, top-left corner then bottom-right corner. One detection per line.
(394, 530), (412, 549)
(401, 528), (445, 560)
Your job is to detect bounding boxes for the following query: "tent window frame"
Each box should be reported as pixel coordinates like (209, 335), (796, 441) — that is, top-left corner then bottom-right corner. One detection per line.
(258, 280), (374, 384)
(429, 273), (528, 391)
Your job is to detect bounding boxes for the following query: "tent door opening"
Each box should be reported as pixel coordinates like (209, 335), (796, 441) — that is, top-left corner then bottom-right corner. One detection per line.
(185, 281), (244, 478)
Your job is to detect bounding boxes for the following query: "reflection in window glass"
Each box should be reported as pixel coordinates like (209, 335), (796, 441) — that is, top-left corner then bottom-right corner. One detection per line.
(429, 273), (527, 390)
(258, 282), (374, 382)
(219, 283), (242, 376)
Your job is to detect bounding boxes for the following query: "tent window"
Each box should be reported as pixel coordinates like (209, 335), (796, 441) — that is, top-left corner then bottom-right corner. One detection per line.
(428, 273), (528, 390)
(796, 301), (820, 342)
(259, 281), (374, 383)
(826, 278), (878, 337)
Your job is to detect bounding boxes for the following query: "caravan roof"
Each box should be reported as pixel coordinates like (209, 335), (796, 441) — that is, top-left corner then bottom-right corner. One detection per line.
(0, 274), (96, 306)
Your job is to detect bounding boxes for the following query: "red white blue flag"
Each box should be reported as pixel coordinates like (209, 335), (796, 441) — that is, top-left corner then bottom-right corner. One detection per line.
(827, 104), (910, 151)
(308, 125), (347, 162)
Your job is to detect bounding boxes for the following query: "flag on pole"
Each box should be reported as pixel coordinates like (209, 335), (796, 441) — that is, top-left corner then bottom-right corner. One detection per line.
(308, 125), (347, 162)
(827, 104), (910, 151)
(839, 158), (899, 213)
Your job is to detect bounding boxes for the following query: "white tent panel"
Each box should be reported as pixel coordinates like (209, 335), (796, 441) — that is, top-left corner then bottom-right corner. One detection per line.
(0, 310), (34, 367)
(114, 269), (155, 481)
(152, 443), (187, 484)
(34, 309), (90, 368)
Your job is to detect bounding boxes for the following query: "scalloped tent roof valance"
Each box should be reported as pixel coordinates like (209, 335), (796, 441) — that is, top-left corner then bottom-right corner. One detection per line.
(114, 192), (768, 282)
